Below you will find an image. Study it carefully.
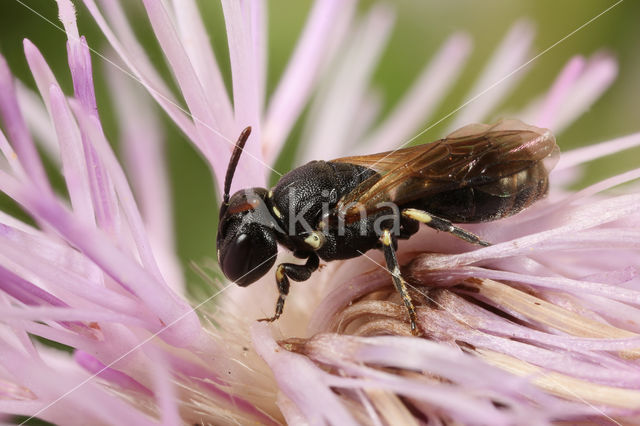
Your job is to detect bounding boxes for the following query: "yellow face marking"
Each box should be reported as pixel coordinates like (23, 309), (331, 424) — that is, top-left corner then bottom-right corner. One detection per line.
(403, 208), (432, 224)
(304, 231), (325, 250)
(272, 205), (282, 219)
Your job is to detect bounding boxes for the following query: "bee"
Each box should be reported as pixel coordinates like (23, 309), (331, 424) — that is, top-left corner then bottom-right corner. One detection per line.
(216, 120), (559, 334)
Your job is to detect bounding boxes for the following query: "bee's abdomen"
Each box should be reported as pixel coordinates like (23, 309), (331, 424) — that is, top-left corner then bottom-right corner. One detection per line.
(412, 165), (549, 223)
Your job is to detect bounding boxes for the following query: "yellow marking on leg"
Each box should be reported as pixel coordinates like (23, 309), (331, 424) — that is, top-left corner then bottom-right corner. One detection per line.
(392, 265), (401, 278)
(403, 208), (432, 224)
(276, 265), (285, 282)
(381, 229), (393, 246)
(304, 231), (325, 250)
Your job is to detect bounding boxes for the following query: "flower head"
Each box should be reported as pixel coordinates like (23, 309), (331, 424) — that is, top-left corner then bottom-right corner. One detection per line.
(0, 1), (639, 425)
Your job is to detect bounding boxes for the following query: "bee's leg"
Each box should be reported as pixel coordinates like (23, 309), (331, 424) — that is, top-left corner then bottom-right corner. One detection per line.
(380, 229), (420, 336)
(258, 253), (319, 323)
(402, 208), (491, 247)
(398, 213), (420, 239)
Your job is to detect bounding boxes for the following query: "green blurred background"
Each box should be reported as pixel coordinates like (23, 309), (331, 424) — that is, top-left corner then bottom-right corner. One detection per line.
(0, 1), (638, 290)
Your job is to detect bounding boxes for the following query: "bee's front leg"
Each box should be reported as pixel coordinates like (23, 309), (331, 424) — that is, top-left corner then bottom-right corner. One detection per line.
(258, 253), (319, 323)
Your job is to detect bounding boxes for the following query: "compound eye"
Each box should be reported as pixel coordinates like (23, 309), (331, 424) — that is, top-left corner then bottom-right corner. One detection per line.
(219, 229), (277, 286)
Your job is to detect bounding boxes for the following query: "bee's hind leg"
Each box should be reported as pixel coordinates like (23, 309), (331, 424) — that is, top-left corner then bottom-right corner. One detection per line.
(380, 229), (420, 336)
(258, 253), (319, 323)
(402, 208), (491, 247)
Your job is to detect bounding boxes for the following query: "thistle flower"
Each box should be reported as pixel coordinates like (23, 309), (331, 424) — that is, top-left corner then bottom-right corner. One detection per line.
(1, 1), (639, 425)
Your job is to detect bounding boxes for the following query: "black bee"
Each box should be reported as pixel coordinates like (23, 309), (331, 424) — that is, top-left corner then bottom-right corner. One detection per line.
(216, 120), (559, 334)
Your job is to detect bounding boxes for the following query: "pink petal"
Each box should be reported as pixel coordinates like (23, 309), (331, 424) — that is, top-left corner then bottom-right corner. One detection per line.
(552, 52), (617, 133)
(15, 82), (60, 162)
(22, 39), (59, 117)
(143, 0), (261, 192)
(427, 267), (640, 306)
(447, 20), (535, 132)
(48, 85), (95, 222)
(82, 0), (198, 142)
(20, 321), (92, 353)
(416, 192), (640, 269)
(107, 67), (184, 292)
(535, 56), (586, 128)
(263, 0), (357, 163)
(363, 33), (473, 153)
(0, 225), (144, 317)
(0, 344), (157, 425)
(555, 131), (640, 172)
(147, 349), (180, 426)
(0, 128), (26, 178)
(252, 322), (360, 425)
(301, 333), (582, 423)
(0, 305), (148, 328)
(300, 4), (395, 162)
(221, 0), (267, 188)
(171, 0), (234, 132)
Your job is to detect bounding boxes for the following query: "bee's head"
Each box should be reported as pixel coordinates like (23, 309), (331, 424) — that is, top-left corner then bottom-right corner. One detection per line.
(217, 188), (278, 286)
(216, 127), (278, 286)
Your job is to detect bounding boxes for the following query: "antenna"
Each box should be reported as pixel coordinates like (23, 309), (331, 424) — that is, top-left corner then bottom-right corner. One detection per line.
(223, 126), (252, 207)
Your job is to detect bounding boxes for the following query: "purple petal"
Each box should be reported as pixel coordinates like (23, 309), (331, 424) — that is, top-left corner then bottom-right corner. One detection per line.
(0, 55), (51, 192)
(0, 173), (199, 346)
(54, 1), (121, 236)
(68, 37), (121, 237)
(0, 266), (67, 308)
(69, 99), (167, 287)
(74, 350), (152, 395)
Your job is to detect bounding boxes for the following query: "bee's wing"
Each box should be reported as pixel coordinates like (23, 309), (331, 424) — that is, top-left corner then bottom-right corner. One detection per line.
(332, 120), (559, 218)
